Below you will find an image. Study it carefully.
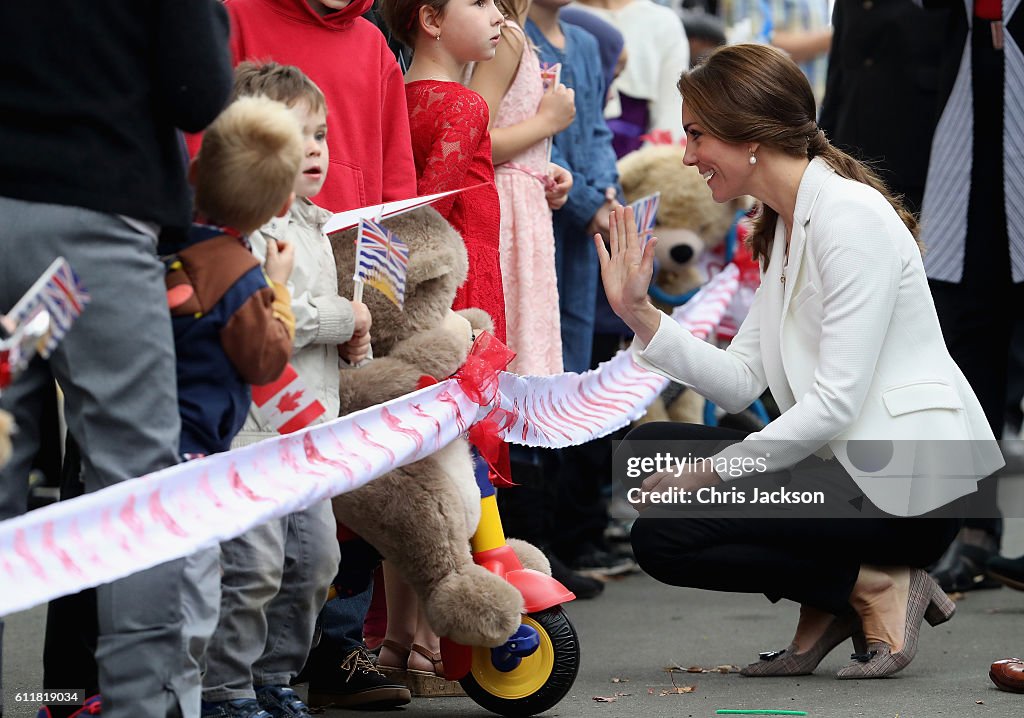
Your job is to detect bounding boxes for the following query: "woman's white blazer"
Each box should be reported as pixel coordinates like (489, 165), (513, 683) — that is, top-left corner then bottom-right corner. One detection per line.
(632, 157), (1003, 516)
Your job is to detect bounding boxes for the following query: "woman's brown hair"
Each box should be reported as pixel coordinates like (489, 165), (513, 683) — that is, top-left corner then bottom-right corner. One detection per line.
(676, 44), (920, 268)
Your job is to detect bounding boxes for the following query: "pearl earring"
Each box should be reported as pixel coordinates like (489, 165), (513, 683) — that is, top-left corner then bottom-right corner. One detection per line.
(749, 153), (757, 165)
(435, 33), (441, 41)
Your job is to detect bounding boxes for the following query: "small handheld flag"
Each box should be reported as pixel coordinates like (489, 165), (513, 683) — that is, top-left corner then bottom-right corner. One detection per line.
(251, 363), (326, 434)
(353, 218), (409, 309)
(0, 257), (90, 390)
(629, 192), (660, 246)
(539, 62), (562, 166)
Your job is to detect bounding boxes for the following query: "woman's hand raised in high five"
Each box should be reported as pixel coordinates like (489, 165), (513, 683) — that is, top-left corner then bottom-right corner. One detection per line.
(593, 205), (664, 345)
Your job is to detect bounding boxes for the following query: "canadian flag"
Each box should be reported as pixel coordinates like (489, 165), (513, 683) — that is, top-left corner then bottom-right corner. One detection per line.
(251, 363), (326, 434)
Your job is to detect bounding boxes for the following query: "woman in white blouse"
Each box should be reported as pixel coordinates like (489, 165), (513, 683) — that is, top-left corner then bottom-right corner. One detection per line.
(597, 44), (1002, 680)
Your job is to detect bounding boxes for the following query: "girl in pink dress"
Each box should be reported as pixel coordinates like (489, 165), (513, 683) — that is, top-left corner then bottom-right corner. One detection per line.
(469, 0), (574, 375)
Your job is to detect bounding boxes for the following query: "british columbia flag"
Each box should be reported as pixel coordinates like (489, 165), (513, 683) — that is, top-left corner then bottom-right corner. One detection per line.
(629, 192), (660, 246)
(354, 218), (409, 309)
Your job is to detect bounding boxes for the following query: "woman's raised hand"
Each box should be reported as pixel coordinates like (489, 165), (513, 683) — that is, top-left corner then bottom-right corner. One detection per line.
(594, 205), (662, 343)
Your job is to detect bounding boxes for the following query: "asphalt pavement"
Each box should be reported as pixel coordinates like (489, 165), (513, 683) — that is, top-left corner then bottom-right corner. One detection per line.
(3, 511), (1023, 718)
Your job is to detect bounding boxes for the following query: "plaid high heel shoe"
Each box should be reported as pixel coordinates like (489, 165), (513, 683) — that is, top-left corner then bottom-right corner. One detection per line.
(741, 612), (867, 677)
(836, 569), (955, 679)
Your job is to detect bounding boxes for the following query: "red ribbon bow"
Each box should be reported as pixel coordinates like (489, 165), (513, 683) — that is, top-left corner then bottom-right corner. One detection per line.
(415, 333), (517, 485)
(452, 331), (516, 407)
(468, 406), (516, 487)
(455, 331), (516, 486)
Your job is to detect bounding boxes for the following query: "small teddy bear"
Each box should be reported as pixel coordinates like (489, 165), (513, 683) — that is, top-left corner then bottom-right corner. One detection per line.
(329, 206), (544, 648)
(619, 143), (745, 306)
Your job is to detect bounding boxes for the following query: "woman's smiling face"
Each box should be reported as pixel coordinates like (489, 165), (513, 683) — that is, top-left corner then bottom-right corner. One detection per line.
(681, 103), (755, 204)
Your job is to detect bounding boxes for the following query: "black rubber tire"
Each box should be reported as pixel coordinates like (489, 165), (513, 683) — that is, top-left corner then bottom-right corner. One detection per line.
(459, 607), (580, 717)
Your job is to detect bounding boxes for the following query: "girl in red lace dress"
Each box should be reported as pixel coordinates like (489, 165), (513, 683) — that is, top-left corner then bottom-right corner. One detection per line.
(375, 0), (508, 695)
(383, 0), (508, 342)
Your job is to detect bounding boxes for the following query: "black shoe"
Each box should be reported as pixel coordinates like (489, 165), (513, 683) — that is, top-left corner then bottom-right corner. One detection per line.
(548, 553), (604, 600)
(568, 543), (639, 578)
(604, 518), (634, 546)
(305, 647), (411, 710)
(930, 539), (1003, 592)
(987, 555), (1024, 592)
(255, 686), (311, 718)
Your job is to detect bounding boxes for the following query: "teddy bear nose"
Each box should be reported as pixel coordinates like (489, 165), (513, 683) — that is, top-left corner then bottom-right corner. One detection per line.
(670, 245), (695, 264)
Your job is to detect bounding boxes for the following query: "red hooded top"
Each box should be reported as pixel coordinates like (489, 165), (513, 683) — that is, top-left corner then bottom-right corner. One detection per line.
(223, 0), (417, 212)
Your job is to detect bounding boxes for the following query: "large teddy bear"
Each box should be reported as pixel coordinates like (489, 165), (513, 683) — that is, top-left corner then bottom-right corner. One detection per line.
(618, 143), (755, 425)
(328, 207), (545, 648)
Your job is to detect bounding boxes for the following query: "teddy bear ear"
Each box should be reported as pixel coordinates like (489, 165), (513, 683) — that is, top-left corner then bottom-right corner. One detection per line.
(617, 144), (686, 202)
(379, 206), (468, 288)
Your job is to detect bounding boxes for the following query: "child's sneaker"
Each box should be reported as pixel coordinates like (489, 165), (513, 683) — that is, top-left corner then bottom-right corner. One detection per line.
(255, 685), (311, 718)
(36, 694), (102, 718)
(200, 699), (272, 718)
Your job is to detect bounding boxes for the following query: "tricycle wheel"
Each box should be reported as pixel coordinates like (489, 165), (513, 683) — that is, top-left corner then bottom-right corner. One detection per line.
(459, 607), (579, 717)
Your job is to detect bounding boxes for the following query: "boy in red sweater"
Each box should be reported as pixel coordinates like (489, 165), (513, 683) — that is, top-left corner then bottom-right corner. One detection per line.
(224, 0), (417, 212)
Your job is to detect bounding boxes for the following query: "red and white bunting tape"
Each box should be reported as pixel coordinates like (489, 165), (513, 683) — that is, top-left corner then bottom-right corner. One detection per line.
(0, 265), (739, 616)
(493, 264), (740, 446)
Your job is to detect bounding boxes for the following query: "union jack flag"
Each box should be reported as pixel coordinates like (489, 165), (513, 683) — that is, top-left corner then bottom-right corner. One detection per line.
(6, 258), (90, 355)
(354, 218), (409, 309)
(629, 192), (660, 246)
(1, 258), (90, 390)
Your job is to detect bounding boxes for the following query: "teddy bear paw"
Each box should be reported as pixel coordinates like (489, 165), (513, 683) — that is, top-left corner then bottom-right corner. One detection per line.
(426, 565), (524, 647)
(506, 538), (551, 576)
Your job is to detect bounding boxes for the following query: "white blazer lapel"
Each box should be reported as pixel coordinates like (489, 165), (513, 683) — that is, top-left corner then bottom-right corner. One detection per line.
(779, 221), (806, 323)
(779, 158), (832, 323)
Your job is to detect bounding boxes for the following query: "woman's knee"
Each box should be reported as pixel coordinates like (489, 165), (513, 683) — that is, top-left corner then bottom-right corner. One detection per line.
(630, 517), (689, 585)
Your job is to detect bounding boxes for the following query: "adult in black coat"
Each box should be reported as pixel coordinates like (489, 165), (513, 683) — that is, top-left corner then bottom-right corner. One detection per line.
(826, 0), (1024, 592)
(0, 2), (233, 717)
(818, 0), (948, 216)
(919, 0), (1024, 591)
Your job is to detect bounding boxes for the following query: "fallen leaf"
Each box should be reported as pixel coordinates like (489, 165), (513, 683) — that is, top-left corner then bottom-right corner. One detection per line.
(686, 666), (704, 673)
(662, 662), (685, 672)
(610, 677), (630, 683)
(976, 700), (984, 705)
(593, 692), (631, 702)
(658, 686), (696, 696)
(716, 664), (742, 673)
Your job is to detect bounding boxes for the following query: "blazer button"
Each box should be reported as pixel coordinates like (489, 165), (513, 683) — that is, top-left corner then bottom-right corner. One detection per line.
(864, 57), (874, 67)
(863, 0), (873, 8)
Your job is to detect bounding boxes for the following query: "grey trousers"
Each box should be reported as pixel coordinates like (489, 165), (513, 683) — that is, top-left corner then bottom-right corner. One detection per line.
(203, 499), (339, 702)
(0, 197), (193, 718)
